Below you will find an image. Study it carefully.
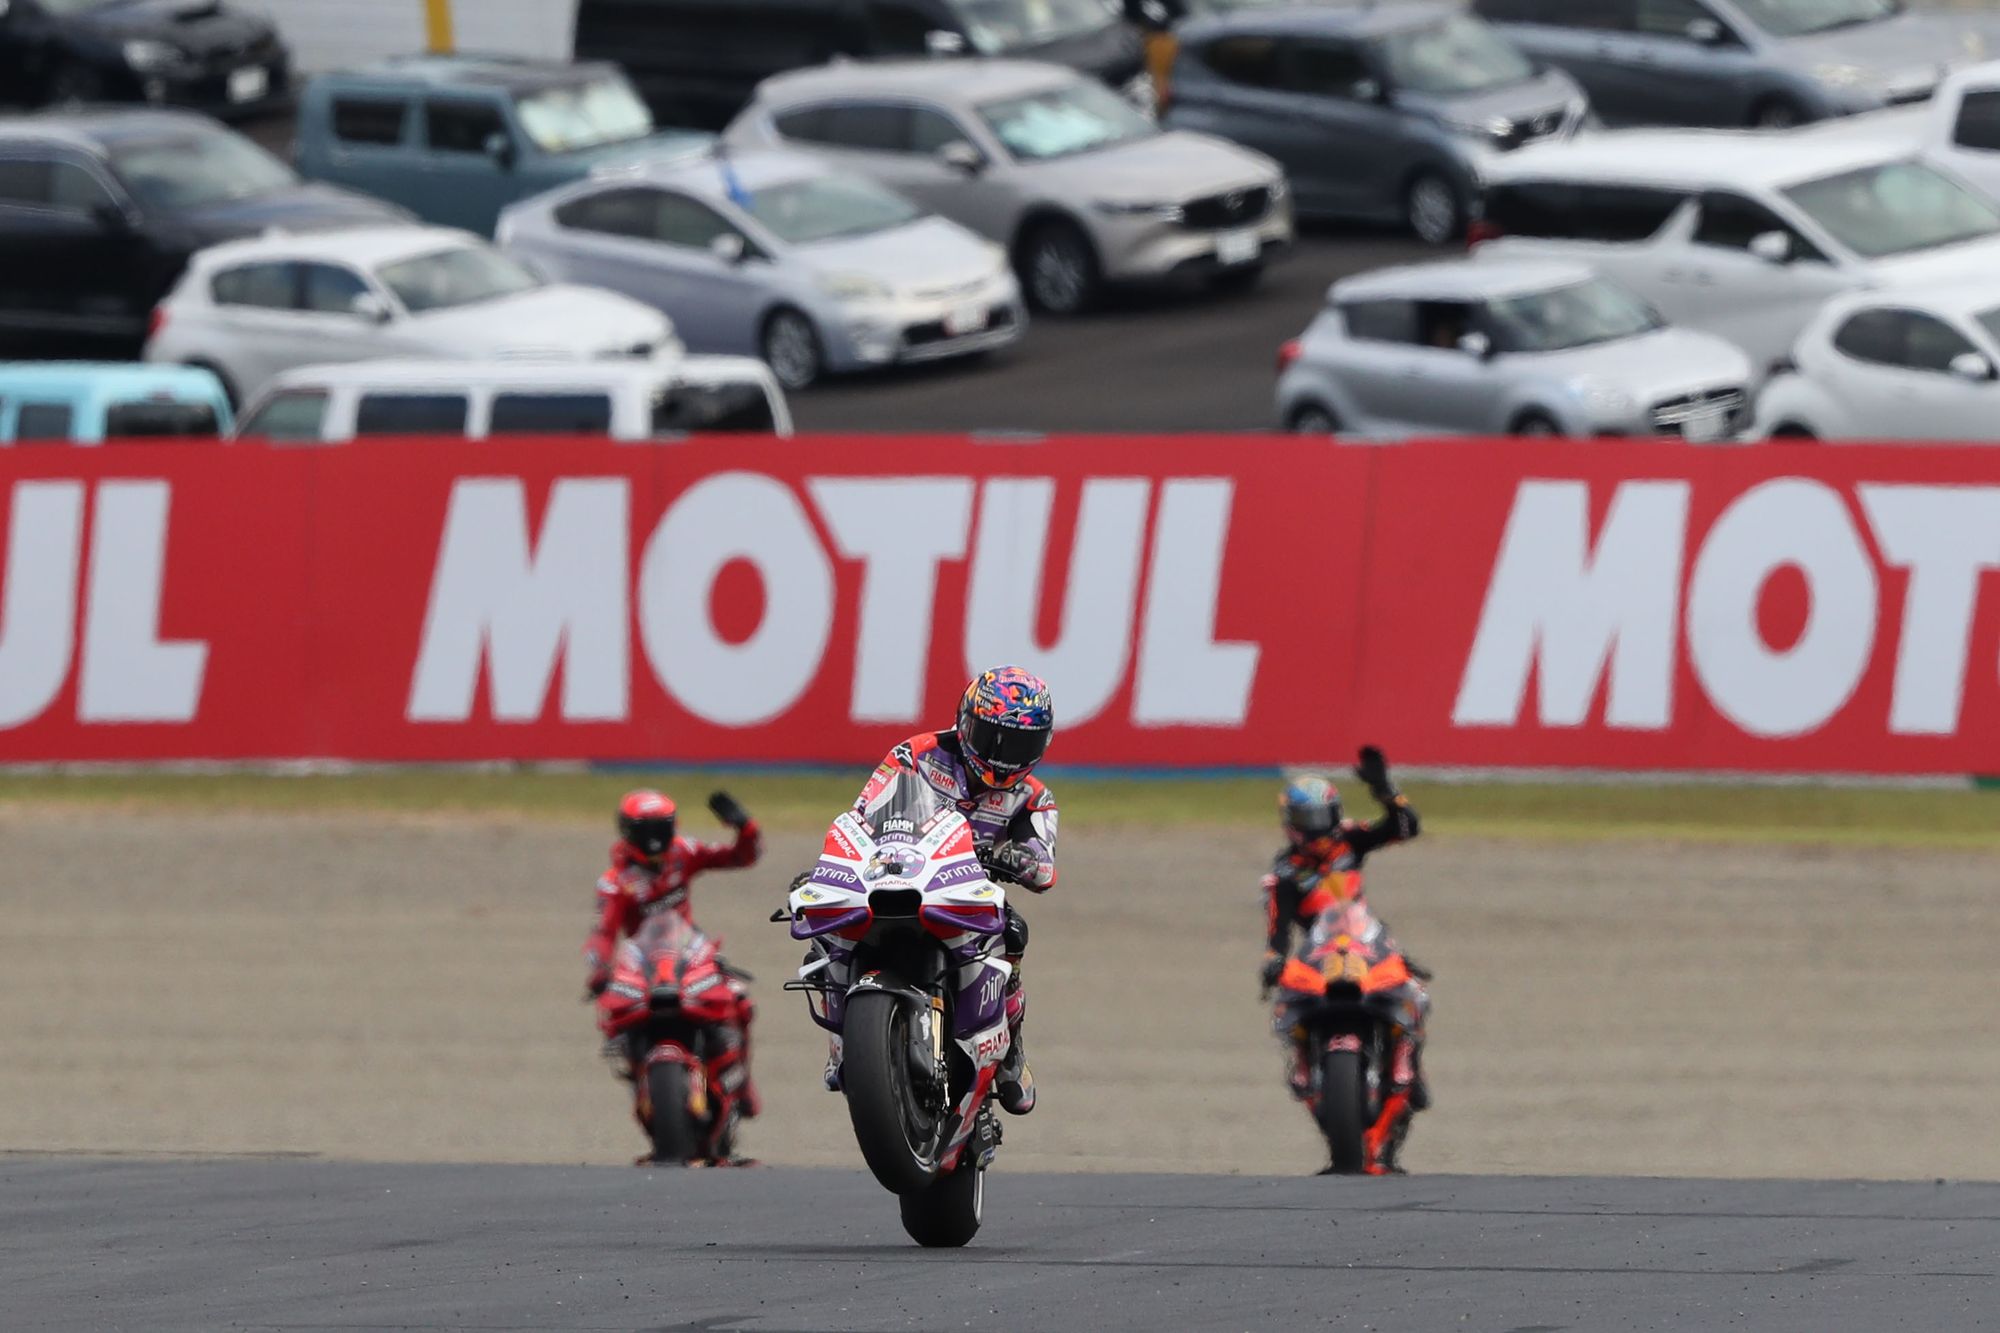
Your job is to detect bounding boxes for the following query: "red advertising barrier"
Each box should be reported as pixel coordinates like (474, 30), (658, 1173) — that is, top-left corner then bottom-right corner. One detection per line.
(2, 436), (1997, 775)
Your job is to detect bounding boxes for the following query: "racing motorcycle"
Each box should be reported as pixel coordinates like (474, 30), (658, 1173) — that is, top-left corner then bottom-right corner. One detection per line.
(1273, 895), (1425, 1175)
(597, 911), (752, 1165)
(776, 768), (1012, 1247)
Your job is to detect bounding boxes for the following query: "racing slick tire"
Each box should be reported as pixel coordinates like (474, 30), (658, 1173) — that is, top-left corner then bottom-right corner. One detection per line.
(899, 1159), (984, 1248)
(1317, 1049), (1368, 1175)
(645, 1063), (702, 1164)
(843, 988), (944, 1195)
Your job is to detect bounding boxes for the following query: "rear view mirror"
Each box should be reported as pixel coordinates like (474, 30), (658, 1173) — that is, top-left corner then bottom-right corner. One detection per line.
(925, 29), (966, 57)
(1748, 230), (1793, 264)
(1949, 350), (1995, 382)
(349, 291), (391, 323)
(1457, 331), (1494, 360)
(709, 232), (747, 265)
(484, 131), (517, 171)
(1686, 17), (1726, 45)
(938, 140), (986, 175)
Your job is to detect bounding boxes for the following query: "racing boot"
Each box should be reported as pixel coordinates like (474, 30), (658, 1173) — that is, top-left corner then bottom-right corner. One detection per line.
(995, 980), (1035, 1115)
(1364, 1090), (1414, 1176)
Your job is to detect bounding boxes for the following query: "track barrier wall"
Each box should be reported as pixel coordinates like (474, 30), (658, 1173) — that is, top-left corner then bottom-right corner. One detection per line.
(2, 436), (1997, 775)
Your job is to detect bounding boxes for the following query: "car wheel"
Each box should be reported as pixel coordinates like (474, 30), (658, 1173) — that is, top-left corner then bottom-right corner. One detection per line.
(1404, 171), (1464, 246)
(1770, 422), (1818, 440)
(1287, 404), (1340, 435)
(1019, 220), (1099, 316)
(1512, 411), (1564, 438)
(1749, 97), (1808, 130)
(47, 63), (106, 107)
(760, 307), (823, 391)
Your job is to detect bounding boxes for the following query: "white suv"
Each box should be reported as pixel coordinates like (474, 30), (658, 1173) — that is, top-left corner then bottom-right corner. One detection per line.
(1475, 123), (2000, 373)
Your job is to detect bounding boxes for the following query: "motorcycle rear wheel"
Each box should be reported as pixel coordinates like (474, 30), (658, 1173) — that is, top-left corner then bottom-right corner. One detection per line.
(645, 1063), (702, 1163)
(899, 1160), (984, 1248)
(843, 989), (944, 1195)
(1317, 1049), (1368, 1175)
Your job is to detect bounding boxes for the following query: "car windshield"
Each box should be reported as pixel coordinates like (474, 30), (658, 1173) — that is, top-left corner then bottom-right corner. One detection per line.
(746, 174), (920, 245)
(514, 77), (656, 153)
(33, 0), (122, 12)
(376, 245), (542, 314)
(1732, 0), (1901, 38)
(978, 80), (1156, 162)
(1783, 160), (2000, 260)
(1977, 309), (2000, 347)
(1378, 16), (1535, 97)
(950, 0), (1115, 53)
(107, 133), (297, 211)
(1484, 277), (1663, 352)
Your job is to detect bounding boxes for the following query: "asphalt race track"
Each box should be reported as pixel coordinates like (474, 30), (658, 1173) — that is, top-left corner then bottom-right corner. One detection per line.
(4, 1157), (1994, 1332)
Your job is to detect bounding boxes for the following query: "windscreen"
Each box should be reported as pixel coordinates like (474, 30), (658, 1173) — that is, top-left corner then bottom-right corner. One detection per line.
(109, 133), (296, 211)
(104, 399), (224, 438)
(978, 79), (1155, 162)
(377, 245), (542, 313)
(1378, 16), (1534, 97)
(950, 0), (1117, 54)
(514, 77), (655, 153)
(1732, 0), (1900, 38)
(855, 767), (952, 844)
(1484, 277), (1663, 353)
(746, 175), (920, 245)
(1783, 160), (2000, 259)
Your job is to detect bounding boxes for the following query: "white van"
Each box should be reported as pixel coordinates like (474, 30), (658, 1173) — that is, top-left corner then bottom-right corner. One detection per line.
(1477, 124), (2000, 373)
(231, 357), (790, 442)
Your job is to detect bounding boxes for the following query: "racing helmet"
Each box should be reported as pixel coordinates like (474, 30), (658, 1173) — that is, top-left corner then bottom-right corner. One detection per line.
(1281, 775), (1343, 845)
(956, 666), (1054, 790)
(617, 790), (677, 862)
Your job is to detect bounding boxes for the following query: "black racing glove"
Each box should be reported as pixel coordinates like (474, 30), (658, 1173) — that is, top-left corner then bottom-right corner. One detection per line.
(707, 790), (751, 830)
(978, 841), (1039, 887)
(1354, 745), (1395, 800)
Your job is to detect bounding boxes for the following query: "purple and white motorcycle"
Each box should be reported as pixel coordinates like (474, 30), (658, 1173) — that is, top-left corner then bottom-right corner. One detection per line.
(778, 767), (1012, 1247)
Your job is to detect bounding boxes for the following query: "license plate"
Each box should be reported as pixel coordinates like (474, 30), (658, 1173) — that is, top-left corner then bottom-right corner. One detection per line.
(1681, 409), (1726, 443)
(943, 302), (987, 337)
(228, 65), (269, 104)
(1216, 228), (1259, 266)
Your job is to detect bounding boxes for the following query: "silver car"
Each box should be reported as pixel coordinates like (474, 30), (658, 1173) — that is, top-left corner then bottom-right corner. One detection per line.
(498, 149), (1024, 389)
(722, 59), (1292, 313)
(1276, 259), (1754, 439)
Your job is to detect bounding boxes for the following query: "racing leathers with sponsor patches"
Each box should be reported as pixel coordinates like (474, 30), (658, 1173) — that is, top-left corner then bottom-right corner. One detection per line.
(585, 806), (764, 1115)
(829, 729), (1056, 1113)
(1261, 753), (1428, 1172)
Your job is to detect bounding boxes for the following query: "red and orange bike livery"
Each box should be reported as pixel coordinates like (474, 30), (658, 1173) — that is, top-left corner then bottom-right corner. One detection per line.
(1273, 890), (1429, 1175)
(598, 913), (755, 1165)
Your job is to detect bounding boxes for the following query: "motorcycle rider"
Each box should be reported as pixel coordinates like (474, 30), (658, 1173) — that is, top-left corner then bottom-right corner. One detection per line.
(838, 665), (1057, 1117)
(587, 788), (764, 1115)
(1260, 747), (1428, 1173)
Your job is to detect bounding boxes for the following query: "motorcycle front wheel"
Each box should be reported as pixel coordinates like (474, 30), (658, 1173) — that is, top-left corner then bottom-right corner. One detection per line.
(645, 1062), (702, 1163)
(1317, 1049), (1368, 1174)
(843, 988), (945, 1194)
(899, 1159), (984, 1247)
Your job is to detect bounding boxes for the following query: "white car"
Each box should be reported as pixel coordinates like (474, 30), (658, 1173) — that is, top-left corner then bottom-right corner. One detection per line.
(1477, 123), (2000, 374)
(143, 227), (680, 405)
(232, 358), (790, 443)
(1755, 284), (2000, 442)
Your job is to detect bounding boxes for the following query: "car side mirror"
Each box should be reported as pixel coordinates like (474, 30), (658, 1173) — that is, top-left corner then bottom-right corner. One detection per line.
(1685, 17), (1727, 45)
(484, 131), (517, 171)
(1949, 350), (1996, 382)
(349, 291), (392, 323)
(925, 29), (966, 57)
(1748, 230), (1793, 264)
(709, 232), (747, 265)
(1457, 330), (1494, 360)
(938, 140), (986, 175)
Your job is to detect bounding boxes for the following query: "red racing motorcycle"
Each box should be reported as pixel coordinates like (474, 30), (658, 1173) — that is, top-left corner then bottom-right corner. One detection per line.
(597, 912), (752, 1165)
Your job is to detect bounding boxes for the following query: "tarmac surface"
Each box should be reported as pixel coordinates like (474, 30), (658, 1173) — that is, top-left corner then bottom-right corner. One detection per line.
(4, 1156), (1995, 1332)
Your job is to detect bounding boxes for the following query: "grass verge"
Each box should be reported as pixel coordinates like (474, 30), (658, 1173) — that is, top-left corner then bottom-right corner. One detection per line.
(0, 769), (1995, 849)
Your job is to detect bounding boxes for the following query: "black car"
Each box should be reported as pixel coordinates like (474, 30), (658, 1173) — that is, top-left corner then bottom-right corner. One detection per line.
(0, 109), (408, 356)
(0, 0), (291, 118)
(573, 0), (1149, 129)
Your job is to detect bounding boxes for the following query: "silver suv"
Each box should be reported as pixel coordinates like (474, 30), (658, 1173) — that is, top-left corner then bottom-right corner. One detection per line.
(1276, 258), (1754, 439)
(723, 59), (1292, 313)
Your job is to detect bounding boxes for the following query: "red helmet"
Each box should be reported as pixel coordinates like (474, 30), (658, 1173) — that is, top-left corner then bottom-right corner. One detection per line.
(618, 790), (677, 862)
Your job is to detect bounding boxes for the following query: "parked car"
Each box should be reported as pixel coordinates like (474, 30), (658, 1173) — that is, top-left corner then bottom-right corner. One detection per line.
(725, 59), (1290, 313)
(0, 361), (230, 442)
(1476, 125), (2000, 372)
(499, 148), (1024, 390)
(574, 0), (1151, 130)
(1893, 61), (2000, 204)
(1275, 258), (1753, 439)
(1471, 0), (2000, 130)
(1163, 3), (1586, 243)
(233, 357), (790, 442)
(1754, 282), (2000, 440)
(142, 226), (680, 405)
(294, 54), (712, 237)
(0, 109), (407, 357)
(0, 0), (290, 117)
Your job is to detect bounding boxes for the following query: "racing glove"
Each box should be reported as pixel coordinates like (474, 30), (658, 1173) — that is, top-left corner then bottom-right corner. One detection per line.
(1259, 951), (1284, 999)
(1354, 745), (1396, 801)
(978, 841), (1040, 887)
(708, 790), (751, 829)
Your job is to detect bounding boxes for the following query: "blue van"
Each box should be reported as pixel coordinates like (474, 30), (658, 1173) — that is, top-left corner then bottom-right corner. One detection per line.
(295, 54), (712, 236)
(0, 364), (233, 444)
